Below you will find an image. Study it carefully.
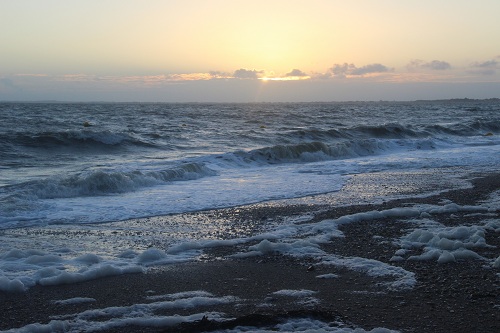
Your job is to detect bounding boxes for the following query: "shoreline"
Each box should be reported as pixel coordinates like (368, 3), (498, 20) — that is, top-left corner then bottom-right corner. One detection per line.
(1, 173), (499, 332)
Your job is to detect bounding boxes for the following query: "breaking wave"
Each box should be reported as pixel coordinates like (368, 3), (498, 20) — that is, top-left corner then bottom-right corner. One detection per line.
(5, 163), (217, 201)
(225, 138), (436, 165)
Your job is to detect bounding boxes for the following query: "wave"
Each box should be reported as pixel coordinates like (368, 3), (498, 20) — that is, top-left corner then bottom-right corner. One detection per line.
(223, 138), (435, 166)
(468, 119), (500, 133)
(5, 162), (217, 201)
(348, 123), (422, 138)
(284, 121), (499, 143)
(243, 141), (364, 163)
(4, 129), (156, 149)
(426, 120), (500, 137)
(0, 136), (438, 211)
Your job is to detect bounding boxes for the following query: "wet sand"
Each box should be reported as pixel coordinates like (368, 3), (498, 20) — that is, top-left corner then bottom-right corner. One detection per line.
(1, 174), (499, 332)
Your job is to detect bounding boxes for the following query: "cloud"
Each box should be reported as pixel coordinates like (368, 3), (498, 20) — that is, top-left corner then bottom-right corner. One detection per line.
(63, 73), (217, 83)
(351, 63), (390, 75)
(285, 69), (307, 77)
(407, 60), (451, 71)
(423, 60), (451, 70)
(472, 60), (498, 68)
(328, 63), (391, 78)
(209, 71), (231, 79)
(330, 63), (355, 77)
(14, 73), (49, 77)
(233, 68), (263, 79)
(469, 58), (499, 75)
(3, 70), (500, 103)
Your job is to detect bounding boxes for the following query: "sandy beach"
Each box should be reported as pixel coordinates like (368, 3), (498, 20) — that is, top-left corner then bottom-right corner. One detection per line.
(1, 173), (499, 332)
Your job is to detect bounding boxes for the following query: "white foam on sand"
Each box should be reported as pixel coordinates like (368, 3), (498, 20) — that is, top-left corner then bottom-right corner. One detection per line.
(391, 209), (500, 265)
(4, 291), (236, 333)
(493, 256), (500, 268)
(0, 249), (145, 293)
(230, 208), (429, 291)
(211, 318), (400, 333)
(0, 247), (201, 293)
(272, 289), (317, 297)
(1, 193), (498, 293)
(316, 273), (339, 279)
(469, 186), (500, 209)
(321, 255), (417, 291)
(52, 297), (96, 306)
(145, 290), (214, 301)
(269, 289), (320, 307)
(0, 203), (295, 293)
(3, 313), (226, 333)
(232, 197), (499, 289)
(5, 315), (400, 333)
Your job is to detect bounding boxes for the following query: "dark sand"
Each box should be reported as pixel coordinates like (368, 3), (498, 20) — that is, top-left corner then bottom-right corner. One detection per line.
(1, 174), (499, 332)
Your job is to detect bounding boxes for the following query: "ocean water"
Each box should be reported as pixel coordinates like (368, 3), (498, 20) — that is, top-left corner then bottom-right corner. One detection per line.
(2, 100), (499, 228)
(1, 100), (500, 331)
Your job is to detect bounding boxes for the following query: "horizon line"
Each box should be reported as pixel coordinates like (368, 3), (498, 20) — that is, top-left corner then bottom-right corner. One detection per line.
(2, 97), (499, 104)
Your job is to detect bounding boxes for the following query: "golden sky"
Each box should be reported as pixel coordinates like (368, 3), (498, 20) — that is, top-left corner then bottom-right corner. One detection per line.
(1, 0), (500, 101)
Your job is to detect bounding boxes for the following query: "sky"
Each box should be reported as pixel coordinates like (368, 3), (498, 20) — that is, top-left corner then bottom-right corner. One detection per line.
(1, 0), (500, 102)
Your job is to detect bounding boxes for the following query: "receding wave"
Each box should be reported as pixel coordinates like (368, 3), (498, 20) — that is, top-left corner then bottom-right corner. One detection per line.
(8, 163), (216, 200)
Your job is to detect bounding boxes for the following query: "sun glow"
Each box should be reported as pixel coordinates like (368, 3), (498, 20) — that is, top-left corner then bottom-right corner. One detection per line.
(259, 76), (311, 81)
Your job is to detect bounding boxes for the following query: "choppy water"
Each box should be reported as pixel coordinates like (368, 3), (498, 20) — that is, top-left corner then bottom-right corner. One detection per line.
(1, 100), (500, 228)
(2, 98), (500, 332)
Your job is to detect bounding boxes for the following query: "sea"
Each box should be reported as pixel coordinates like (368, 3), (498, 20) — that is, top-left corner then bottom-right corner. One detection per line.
(1, 100), (500, 330)
(2, 100), (499, 228)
